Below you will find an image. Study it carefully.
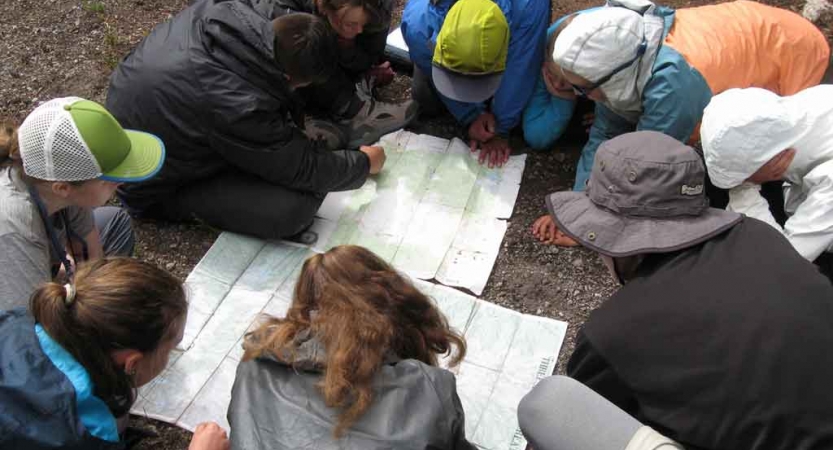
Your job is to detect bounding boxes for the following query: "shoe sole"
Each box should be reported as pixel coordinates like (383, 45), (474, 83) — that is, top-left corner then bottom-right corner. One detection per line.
(346, 102), (420, 149)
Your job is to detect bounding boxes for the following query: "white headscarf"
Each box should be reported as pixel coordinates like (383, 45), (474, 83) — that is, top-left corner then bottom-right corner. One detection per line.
(701, 86), (833, 188)
(552, 0), (665, 121)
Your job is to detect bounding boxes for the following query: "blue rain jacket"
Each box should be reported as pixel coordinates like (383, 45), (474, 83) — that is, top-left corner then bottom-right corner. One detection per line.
(401, 0), (549, 134)
(0, 309), (122, 450)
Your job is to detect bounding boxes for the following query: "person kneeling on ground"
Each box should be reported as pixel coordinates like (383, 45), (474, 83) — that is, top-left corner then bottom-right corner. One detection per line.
(401, 0), (549, 168)
(519, 376), (683, 450)
(228, 245), (474, 449)
(534, 131), (833, 449)
(251, 0), (418, 148)
(701, 86), (833, 279)
(539, 0), (830, 190)
(0, 97), (164, 309)
(106, 5), (387, 240)
(0, 258), (229, 450)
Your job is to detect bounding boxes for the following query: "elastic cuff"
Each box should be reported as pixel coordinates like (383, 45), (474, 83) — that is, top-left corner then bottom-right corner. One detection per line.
(625, 426), (684, 450)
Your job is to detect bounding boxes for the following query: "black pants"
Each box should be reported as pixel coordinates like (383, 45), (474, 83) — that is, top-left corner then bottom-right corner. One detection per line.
(823, 56), (833, 85)
(94, 206), (135, 257)
(411, 66), (445, 118)
(142, 170), (323, 240)
(298, 68), (363, 119)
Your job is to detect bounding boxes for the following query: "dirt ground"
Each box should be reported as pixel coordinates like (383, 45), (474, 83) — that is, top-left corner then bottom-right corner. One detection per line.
(1, 0), (830, 448)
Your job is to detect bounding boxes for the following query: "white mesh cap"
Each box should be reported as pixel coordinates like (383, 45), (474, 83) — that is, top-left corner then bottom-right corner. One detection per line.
(18, 97), (103, 182)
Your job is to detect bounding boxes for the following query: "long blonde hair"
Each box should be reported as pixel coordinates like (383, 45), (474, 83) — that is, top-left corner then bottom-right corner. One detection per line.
(244, 245), (466, 437)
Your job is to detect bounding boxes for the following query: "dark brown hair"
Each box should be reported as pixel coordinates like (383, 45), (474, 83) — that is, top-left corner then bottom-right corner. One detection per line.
(244, 245), (466, 437)
(272, 13), (337, 86)
(29, 258), (187, 417)
(316, 0), (391, 33)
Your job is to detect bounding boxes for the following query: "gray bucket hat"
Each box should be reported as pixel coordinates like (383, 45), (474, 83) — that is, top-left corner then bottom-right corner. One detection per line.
(546, 131), (742, 257)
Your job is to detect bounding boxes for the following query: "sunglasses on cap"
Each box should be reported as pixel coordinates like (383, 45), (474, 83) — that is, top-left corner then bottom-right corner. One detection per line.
(563, 38), (648, 97)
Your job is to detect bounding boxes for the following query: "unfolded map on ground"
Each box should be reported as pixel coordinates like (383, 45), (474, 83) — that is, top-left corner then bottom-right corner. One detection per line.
(131, 133), (567, 450)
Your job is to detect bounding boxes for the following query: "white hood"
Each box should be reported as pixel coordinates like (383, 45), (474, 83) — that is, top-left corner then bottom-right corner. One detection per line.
(552, 0), (665, 121)
(701, 86), (833, 189)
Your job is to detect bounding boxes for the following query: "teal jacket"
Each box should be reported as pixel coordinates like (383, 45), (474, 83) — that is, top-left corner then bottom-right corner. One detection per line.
(575, 8), (712, 190)
(522, 7), (713, 191)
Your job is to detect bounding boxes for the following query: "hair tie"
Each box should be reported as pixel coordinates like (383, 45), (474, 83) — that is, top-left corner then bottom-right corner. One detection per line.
(64, 283), (76, 306)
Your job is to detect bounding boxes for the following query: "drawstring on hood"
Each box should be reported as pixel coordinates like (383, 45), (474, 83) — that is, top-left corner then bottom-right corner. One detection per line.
(552, 0), (665, 121)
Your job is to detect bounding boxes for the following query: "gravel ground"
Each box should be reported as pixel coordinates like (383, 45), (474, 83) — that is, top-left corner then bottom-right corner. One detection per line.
(1, 0), (830, 448)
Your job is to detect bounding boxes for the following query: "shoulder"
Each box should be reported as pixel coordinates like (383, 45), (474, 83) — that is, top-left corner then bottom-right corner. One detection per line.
(0, 312), (86, 448)
(0, 172), (46, 245)
(644, 46), (710, 102)
(388, 359), (460, 401)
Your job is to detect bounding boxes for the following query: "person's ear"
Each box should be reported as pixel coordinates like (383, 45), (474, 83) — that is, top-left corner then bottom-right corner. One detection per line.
(111, 348), (144, 378)
(50, 181), (73, 199)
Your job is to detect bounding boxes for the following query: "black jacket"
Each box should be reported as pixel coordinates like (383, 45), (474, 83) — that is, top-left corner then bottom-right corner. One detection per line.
(228, 333), (475, 450)
(568, 218), (833, 450)
(106, 0), (369, 213)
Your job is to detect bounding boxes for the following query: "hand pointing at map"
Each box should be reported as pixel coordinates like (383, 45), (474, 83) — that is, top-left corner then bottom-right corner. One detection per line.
(360, 145), (387, 174)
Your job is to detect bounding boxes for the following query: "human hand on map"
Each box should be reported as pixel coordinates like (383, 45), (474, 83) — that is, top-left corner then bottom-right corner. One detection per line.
(476, 136), (511, 168)
(468, 112), (496, 144)
(360, 145), (386, 174)
(189, 422), (229, 450)
(747, 148), (795, 184)
(531, 214), (579, 246)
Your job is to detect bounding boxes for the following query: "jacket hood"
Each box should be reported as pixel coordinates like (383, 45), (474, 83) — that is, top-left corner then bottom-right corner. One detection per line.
(253, 328), (328, 372)
(552, 0), (666, 121)
(701, 87), (812, 189)
(253, 327), (402, 372)
(201, 1), (297, 102)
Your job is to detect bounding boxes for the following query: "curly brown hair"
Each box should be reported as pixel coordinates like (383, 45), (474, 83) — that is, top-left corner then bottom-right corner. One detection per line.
(244, 245), (466, 437)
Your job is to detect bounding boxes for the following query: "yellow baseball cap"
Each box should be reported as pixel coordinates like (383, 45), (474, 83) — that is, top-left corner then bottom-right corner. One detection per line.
(432, 0), (509, 103)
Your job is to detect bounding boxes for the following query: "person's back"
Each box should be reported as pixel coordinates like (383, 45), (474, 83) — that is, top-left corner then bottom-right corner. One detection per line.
(232, 345), (468, 449)
(570, 217), (833, 449)
(106, 2), (382, 240)
(702, 86), (833, 264)
(228, 246), (473, 450)
(664, 1), (829, 97)
(107, 0), (296, 195)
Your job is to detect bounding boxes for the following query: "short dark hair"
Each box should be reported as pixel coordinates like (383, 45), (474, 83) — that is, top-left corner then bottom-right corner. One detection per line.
(272, 13), (337, 86)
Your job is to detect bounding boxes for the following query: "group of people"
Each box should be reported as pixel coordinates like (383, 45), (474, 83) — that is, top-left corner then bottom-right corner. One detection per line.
(1, 0), (833, 448)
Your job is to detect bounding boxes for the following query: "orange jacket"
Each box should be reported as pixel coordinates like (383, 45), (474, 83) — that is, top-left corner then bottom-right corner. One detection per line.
(664, 1), (830, 97)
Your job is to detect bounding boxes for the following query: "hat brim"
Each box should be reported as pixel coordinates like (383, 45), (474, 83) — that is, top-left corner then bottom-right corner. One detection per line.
(432, 65), (503, 103)
(100, 130), (165, 183)
(546, 191), (742, 257)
